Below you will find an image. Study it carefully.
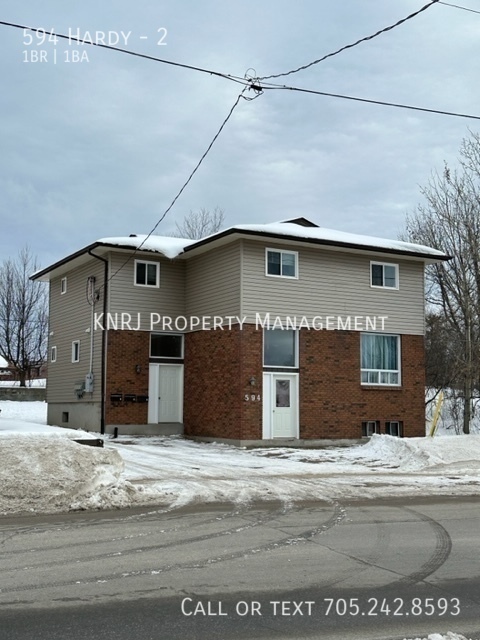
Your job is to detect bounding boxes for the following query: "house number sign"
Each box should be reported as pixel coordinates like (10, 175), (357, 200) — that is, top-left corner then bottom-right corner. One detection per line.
(244, 394), (261, 402)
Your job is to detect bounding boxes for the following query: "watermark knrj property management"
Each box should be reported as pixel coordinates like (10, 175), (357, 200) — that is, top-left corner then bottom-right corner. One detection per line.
(93, 313), (389, 331)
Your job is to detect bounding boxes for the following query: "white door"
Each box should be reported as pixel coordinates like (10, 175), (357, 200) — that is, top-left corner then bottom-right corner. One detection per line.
(148, 364), (183, 423)
(272, 374), (297, 438)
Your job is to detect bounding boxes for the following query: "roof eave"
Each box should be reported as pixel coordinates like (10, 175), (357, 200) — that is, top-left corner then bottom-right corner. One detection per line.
(184, 228), (451, 262)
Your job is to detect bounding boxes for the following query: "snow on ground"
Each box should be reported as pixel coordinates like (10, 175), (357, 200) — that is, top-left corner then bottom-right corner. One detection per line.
(0, 401), (479, 516)
(0, 378), (46, 387)
(404, 635), (473, 640)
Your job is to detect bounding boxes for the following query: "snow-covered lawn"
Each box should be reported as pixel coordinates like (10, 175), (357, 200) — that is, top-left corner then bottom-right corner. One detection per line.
(0, 378), (46, 387)
(0, 401), (479, 516)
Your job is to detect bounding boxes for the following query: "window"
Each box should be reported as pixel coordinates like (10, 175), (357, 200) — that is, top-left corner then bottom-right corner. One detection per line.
(266, 249), (298, 278)
(135, 260), (159, 287)
(362, 421), (379, 437)
(361, 333), (400, 385)
(61, 277), (67, 294)
(150, 333), (183, 359)
(50, 346), (57, 363)
(385, 421), (403, 437)
(264, 329), (297, 367)
(72, 340), (80, 363)
(370, 262), (398, 289)
(62, 412), (69, 423)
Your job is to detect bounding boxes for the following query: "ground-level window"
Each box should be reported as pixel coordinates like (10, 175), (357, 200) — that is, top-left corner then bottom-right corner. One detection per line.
(51, 346), (57, 363)
(385, 421), (403, 437)
(264, 329), (297, 367)
(370, 262), (398, 289)
(72, 340), (80, 363)
(362, 421), (379, 437)
(361, 333), (400, 385)
(150, 333), (183, 358)
(266, 249), (298, 278)
(135, 260), (159, 287)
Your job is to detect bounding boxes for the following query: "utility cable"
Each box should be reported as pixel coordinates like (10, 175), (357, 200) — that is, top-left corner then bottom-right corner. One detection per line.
(105, 88), (250, 287)
(259, 0), (439, 81)
(0, 20), (249, 87)
(257, 82), (480, 121)
(438, 1), (480, 14)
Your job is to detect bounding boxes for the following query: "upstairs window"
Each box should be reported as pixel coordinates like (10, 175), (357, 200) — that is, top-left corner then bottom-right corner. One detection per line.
(51, 346), (57, 363)
(266, 249), (298, 279)
(361, 333), (400, 385)
(371, 262), (398, 289)
(61, 277), (67, 294)
(135, 260), (159, 287)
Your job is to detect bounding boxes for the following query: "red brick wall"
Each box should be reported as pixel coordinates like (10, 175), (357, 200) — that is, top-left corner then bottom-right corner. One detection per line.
(299, 330), (425, 438)
(184, 325), (264, 440)
(105, 330), (149, 424)
(106, 327), (425, 439)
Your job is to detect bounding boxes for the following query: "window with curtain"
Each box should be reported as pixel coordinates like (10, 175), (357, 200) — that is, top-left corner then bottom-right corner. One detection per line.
(361, 333), (400, 385)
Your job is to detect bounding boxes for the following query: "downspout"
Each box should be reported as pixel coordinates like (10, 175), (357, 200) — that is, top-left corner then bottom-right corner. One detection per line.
(88, 250), (108, 435)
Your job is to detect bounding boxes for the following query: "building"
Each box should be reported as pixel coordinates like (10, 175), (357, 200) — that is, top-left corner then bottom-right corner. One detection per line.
(32, 218), (449, 445)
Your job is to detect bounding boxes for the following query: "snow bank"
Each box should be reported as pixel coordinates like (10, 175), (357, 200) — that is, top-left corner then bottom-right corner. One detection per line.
(350, 434), (480, 472)
(0, 435), (135, 515)
(405, 634), (472, 640)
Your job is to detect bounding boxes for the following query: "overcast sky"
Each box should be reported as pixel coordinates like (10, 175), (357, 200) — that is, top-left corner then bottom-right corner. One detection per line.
(0, 0), (479, 268)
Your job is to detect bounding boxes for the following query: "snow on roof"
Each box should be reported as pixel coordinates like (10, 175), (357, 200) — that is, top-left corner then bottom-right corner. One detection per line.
(97, 234), (196, 259)
(227, 222), (448, 259)
(0, 356), (8, 369)
(34, 220), (448, 282)
(99, 221), (447, 261)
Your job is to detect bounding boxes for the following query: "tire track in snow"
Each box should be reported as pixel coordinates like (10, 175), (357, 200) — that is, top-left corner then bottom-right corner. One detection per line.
(0, 501), (345, 596)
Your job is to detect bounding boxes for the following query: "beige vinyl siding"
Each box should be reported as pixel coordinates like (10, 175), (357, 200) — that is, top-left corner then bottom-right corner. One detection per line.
(241, 240), (425, 335)
(47, 260), (105, 403)
(185, 241), (241, 319)
(108, 252), (186, 331)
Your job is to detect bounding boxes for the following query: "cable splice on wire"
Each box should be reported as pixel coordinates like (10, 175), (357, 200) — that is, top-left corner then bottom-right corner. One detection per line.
(0, 20), (250, 87)
(259, 0), (440, 81)
(259, 82), (480, 121)
(106, 88), (250, 287)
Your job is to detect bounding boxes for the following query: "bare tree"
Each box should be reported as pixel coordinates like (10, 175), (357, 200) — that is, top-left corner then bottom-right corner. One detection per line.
(0, 247), (48, 386)
(404, 140), (480, 434)
(173, 207), (225, 239)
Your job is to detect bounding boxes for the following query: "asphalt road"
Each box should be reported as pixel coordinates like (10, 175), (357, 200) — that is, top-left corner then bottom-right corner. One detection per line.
(0, 496), (479, 640)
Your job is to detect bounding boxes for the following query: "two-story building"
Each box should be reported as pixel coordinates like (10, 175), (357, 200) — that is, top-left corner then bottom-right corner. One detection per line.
(32, 218), (449, 445)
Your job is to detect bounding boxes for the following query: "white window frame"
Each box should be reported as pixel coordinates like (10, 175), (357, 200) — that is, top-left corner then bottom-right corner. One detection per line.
(51, 346), (57, 363)
(71, 340), (80, 363)
(61, 277), (67, 295)
(362, 421), (379, 437)
(370, 261), (399, 290)
(134, 260), (160, 288)
(150, 333), (184, 359)
(263, 328), (299, 369)
(265, 248), (298, 279)
(361, 333), (401, 386)
(386, 421), (403, 437)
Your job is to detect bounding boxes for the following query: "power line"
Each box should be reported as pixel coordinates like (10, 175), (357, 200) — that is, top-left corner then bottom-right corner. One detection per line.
(0, 20), (249, 87)
(259, 82), (480, 121)
(438, 1), (480, 14)
(106, 88), (249, 287)
(259, 0), (440, 81)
